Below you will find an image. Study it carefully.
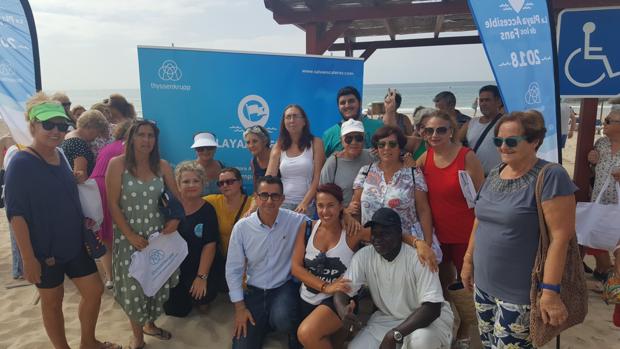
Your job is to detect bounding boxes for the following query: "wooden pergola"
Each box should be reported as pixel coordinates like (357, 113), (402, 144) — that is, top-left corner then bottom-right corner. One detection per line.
(264, 0), (620, 201)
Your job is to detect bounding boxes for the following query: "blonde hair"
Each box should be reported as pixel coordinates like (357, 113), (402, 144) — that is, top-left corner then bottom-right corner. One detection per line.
(175, 160), (206, 186)
(77, 110), (110, 138)
(90, 102), (113, 122)
(24, 91), (58, 122)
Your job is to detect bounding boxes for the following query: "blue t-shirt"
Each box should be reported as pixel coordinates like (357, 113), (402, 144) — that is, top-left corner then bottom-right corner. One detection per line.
(5, 151), (84, 263)
(473, 160), (578, 304)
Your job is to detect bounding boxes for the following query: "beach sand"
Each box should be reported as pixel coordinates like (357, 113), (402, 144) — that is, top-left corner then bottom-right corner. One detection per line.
(0, 122), (618, 349)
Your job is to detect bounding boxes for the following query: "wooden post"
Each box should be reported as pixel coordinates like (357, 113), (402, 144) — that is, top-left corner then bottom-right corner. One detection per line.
(573, 98), (598, 202)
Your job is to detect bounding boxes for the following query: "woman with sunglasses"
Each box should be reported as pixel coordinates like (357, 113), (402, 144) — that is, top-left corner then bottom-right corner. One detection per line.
(267, 104), (325, 216)
(163, 161), (224, 317)
(587, 110), (620, 326)
(61, 110), (110, 183)
(204, 167), (254, 258)
(106, 120), (181, 349)
(461, 111), (577, 348)
(191, 132), (224, 195)
(243, 125), (272, 187)
(5, 93), (120, 349)
(320, 119), (373, 212)
(416, 111), (484, 349)
(351, 125), (438, 270)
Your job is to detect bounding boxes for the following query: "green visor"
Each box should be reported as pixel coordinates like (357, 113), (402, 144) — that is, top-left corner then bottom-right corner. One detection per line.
(29, 103), (70, 122)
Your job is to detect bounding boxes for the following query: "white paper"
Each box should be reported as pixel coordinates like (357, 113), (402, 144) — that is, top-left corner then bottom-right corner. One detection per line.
(458, 170), (477, 208)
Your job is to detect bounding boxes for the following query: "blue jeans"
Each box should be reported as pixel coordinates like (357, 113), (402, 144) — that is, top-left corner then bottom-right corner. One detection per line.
(9, 225), (23, 278)
(232, 280), (301, 349)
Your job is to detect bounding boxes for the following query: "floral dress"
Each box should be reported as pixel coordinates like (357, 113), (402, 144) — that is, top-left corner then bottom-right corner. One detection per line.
(113, 169), (179, 325)
(353, 162), (427, 234)
(592, 137), (620, 204)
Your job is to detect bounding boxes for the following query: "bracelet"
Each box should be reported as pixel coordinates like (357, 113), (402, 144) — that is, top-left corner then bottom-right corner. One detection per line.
(539, 283), (561, 293)
(196, 274), (208, 280)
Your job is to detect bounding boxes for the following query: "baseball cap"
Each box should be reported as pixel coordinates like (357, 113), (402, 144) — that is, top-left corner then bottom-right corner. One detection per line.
(363, 207), (401, 229)
(29, 103), (71, 122)
(340, 119), (365, 136)
(191, 132), (218, 149)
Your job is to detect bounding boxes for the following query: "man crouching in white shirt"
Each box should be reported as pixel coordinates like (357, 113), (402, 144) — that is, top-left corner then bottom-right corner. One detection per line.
(334, 207), (454, 349)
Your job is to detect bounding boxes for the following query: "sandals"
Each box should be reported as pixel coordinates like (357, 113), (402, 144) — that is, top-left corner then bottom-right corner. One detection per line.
(142, 327), (172, 340)
(99, 342), (122, 349)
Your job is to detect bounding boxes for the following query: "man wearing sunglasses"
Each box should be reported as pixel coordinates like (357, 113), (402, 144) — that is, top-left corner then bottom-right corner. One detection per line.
(226, 175), (306, 349)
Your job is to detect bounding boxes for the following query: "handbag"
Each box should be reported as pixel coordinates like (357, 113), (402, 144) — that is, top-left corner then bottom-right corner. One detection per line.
(575, 176), (620, 250)
(603, 271), (620, 305)
(529, 163), (588, 347)
(158, 187), (184, 221)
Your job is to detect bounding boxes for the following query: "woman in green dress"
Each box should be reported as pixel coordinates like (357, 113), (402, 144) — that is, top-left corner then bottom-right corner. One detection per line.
(106, 120), (181, 349)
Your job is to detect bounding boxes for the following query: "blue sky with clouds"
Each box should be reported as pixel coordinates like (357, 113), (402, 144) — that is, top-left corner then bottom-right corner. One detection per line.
(30, 0), (494, 90)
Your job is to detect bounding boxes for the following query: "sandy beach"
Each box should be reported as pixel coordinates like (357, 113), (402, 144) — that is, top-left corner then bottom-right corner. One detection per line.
(0, 122), (618, 349)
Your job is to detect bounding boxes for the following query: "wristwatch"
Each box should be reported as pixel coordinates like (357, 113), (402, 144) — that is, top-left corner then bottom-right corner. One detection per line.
(392, 330), (403, 343)
(197, 274), (208, 280)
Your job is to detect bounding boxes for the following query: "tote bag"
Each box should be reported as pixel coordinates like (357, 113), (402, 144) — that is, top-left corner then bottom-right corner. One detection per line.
(576, 177), (620, 251)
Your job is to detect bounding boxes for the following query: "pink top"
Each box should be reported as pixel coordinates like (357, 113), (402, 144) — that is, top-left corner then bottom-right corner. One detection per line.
(90, 140), (124, 179)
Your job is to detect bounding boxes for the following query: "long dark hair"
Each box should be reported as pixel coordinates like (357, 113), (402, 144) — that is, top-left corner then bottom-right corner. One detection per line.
(125, 120), (161, 177)
(278, 104), (314, 151)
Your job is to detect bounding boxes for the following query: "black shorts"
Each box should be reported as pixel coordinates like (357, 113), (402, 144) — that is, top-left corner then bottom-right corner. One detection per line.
(37, 248), (98, 289)
(300, 297), (338, 320)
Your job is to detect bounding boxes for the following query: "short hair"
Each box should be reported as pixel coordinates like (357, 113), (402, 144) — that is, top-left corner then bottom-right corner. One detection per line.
(316, 183), (344, 204)
(336, 86), (361, 105)
(105, 93), (136, 119)
(371, 125), (407, 150)
(384, 91), (402, 109)
(494, 110), (547, 150)
(220, 167), (243, 182)
(243, 125), (271, 147)
(256, 175), (283, 194)
(77, 110), (109, 137)
(433, 91), (456, 108)
(113, 120), (132, 141)
(51, 92), (70, 104)
(479, 85), (501, 99)
(90, 102), (113, 122)
(175, 160), (206, 186)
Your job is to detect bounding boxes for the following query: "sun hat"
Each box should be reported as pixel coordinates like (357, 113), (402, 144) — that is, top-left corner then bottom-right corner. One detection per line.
(340, 119), (364, 136)
(191, 132), (218, 149)
(29, 103), (70, 122)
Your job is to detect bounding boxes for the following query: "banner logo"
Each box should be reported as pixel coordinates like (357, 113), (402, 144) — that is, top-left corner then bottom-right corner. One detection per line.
(158, 60), (182, 81)
(0, 62), (14, 76)
(237, 95), (269, 128)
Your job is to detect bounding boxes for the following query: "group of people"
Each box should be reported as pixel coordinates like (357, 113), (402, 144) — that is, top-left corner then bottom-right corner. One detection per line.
(2, 84), (618, 349)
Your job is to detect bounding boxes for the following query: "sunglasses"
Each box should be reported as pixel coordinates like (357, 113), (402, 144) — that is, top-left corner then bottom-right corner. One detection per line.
(604, 117), (620, 125)
(216, 178), (238, 187)
(376, 140), (399, 149)
(344, 134), (364, 144)
(256, 192), (283, 202)
(41, 120), (70, 132)
(62, 102), (71, 108)
(423, 126), (449, 137)
(195, 146), (216, 152)
(493, 136), (527, 148)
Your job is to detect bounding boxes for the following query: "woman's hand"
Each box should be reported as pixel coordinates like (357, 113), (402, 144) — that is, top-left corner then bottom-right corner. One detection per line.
(461, 258), (474, 292)
(294, 202), (308, 214)
(22, 257), (41, 284)
(415, 240), (438, 272)
(190, 277), (207, 300)
(345, 201), (361, 216)
(162, 219), (179, 234)
(539, 290), (568, 326)
(127, 232), (148, 251)
(324, 277), (352, 295)
(587, 149), (599, 165)
(74, 170), (87, 184)
(342, 213), (361, 237)
(402, 152), (416, 168)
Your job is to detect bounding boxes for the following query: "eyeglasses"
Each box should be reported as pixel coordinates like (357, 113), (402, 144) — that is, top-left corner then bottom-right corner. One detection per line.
(422, 126), (449, 137)
(216, 178), (238, 187)
(256, 192), (283, 201)
(344, 134), (364, 144)
(62, 102), (71, 108)
(604, 117), (620, 125)
(376, 140), (399, 149)
(284, 114), (304, 121)
(492, 136), (527, 148)
(195, 146), (216, 152)
(41, 120), (70, 132)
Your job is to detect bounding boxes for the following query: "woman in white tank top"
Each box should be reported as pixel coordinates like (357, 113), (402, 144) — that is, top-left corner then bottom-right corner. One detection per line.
(291, 184), (370, 349)
(266, 104), (325, 216)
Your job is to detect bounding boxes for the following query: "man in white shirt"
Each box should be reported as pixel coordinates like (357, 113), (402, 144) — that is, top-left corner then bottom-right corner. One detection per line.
(334, 208), (453, 349)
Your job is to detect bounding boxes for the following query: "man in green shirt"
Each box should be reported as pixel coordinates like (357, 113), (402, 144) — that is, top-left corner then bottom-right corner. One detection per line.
(322, 86), (383, 157)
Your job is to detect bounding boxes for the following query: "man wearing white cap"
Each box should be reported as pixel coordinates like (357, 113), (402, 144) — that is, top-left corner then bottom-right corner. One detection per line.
(320, 119), (373, 208)
(191, 132), (224, 195)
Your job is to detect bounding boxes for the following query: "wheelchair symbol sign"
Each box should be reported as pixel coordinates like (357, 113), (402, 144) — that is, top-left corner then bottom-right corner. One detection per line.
(558, 7), (620, 97)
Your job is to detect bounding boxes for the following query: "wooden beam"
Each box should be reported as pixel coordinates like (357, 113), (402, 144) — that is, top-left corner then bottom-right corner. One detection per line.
(330, 35), (480, 51)
(306, 21), (351, 55)
(434, 15), (444, 39)
(344, 36), (355, 57)
(360, 48), (377, 61)
(573, 98), (598, 202)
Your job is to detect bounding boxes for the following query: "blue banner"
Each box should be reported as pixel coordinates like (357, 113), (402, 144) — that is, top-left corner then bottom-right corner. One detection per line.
(138, 47), (364, 192)
(0, 0), (40, 145)
(468, 0), (559, 162)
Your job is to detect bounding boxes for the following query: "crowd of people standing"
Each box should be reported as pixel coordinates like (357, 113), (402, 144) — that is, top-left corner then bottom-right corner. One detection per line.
(1, 84), (618, 349)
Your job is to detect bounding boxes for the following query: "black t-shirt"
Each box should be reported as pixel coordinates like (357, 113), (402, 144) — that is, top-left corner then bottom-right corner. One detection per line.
(61, 137), (95, 176)
(178, 202), (221, 286)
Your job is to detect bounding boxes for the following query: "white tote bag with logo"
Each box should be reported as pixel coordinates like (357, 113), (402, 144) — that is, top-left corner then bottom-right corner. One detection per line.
(77, 179), (104, 231)
(576, 177), (620, 251)
(128, 231), (188, 297)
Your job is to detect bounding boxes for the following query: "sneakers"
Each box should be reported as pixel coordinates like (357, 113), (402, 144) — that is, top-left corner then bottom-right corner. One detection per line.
(105, 280), (114, 289)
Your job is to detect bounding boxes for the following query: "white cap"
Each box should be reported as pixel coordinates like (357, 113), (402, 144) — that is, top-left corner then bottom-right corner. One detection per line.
(340, 119), (364, 136)
(191, 132), (218, 148)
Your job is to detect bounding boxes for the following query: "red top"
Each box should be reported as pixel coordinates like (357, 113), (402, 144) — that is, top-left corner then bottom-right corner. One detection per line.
(423, 146), (475, 244)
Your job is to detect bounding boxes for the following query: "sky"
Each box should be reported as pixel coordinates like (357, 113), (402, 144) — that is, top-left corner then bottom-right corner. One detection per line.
(30, 0), (494, 90)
